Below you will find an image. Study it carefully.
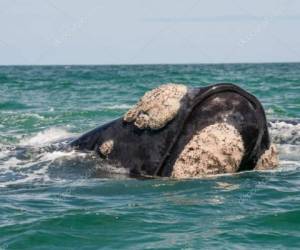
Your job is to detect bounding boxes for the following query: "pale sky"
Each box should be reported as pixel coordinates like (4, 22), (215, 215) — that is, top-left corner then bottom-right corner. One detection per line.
(0, 0), (300, 65)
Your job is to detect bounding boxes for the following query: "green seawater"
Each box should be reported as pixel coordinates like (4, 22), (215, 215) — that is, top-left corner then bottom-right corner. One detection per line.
(0, 64), (299, 249)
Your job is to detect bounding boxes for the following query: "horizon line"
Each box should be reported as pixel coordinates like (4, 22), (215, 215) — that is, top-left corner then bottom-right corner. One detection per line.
(0, 61), (300, 67)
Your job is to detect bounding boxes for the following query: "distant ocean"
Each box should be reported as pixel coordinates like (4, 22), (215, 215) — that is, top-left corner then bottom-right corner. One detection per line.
(0, 64), (299, 249)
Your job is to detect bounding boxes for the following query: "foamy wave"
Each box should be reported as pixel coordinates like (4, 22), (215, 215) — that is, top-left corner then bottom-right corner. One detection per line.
(267, 120), (300, 171)
(0, 148), (91, 187)
(19, 127), (74, 146)
(0, 127), (84, 187)
(277, 144), (300, 161)
(0, 126), (130, 187)
(269, 121), (300, 145)
(102, 104), (132, 110)
(1, 111), (46, 119)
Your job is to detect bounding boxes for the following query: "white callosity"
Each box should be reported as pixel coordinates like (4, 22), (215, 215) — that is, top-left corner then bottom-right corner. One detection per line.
(123, 84), (187, 130)
(171, 122), (279, 179)
(172, 123), (246, 178)
(99, 139), (114, 156)
(255, 144), (279, 170)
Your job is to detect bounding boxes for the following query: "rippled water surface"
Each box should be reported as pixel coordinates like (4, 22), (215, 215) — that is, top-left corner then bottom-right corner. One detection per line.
(0, 64), (299, 249)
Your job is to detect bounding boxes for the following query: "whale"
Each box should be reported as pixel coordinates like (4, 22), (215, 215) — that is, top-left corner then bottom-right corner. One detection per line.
(69, 83), (277, 178)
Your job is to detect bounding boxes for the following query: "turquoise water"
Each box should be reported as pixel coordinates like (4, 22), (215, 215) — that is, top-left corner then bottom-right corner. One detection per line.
(0, 64), (299, 249)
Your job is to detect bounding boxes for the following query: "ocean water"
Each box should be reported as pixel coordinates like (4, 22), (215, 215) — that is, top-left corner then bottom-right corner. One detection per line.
(0, 63), (299, 249)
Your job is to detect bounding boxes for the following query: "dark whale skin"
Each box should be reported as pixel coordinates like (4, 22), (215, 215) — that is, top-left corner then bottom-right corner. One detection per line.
(70, 83), (270, 177)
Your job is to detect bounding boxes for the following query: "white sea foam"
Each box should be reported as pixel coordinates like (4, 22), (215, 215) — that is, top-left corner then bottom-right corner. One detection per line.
(0, 148), (90, 187)
(266, 121), (300, 172)
(1, 111), (46, 119)
(0, 127), (84, 187)
(101, 104), (132, 110)
(0, 126), (129, 187)
(19, 127), (73, 146)
(269, 121), (300, 145)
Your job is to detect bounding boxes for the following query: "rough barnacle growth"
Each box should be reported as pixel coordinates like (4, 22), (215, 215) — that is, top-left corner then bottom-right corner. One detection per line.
(254, 144), (279, 170)
(99, 139), (114, 156)
(123, 84), (187, 130)
(172, 123), (245, 178)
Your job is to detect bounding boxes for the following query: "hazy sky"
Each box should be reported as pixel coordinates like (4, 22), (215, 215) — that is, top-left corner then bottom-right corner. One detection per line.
(0, 0), (300, 65)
